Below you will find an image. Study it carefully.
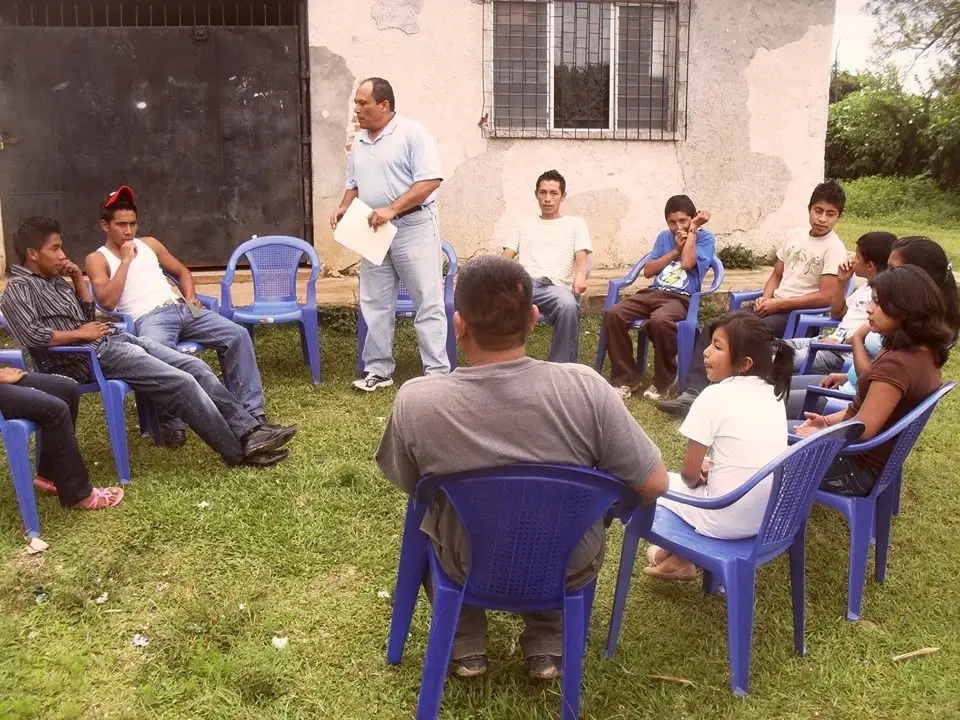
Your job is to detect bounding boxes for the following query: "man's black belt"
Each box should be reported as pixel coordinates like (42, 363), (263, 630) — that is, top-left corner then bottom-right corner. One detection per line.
(397, 203), (433, 218)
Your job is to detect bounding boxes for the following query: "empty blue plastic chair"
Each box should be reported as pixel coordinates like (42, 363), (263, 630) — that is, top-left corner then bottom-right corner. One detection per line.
(729, 276), (855, 340)
(0, 314), (138, 483)
(220, 236), (322, 384)
(387, 463), (639, 720)
(793, 383), (954, 621)
(605, 421), (863, 696)
(0, 348), (42, 537)
(357, 239), (458, 376)
(594, 255), (724, 387)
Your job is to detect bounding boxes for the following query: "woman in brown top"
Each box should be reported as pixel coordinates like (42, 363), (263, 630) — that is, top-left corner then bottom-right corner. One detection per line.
(795, 265), (952, 496)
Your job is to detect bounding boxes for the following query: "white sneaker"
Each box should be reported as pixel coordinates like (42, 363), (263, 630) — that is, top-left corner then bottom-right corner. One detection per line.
(352, 374), (394, 392)
(618, 386), (634, 400)
(643, 386), (663, 401)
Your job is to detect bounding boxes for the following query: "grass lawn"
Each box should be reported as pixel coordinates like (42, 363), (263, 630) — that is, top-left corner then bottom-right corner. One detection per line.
(837, 216), (960, 265)
(1, 317), (958, 720)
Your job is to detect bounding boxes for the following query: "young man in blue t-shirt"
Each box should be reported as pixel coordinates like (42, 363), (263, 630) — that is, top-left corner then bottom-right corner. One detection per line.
(602, 195), (715, 400)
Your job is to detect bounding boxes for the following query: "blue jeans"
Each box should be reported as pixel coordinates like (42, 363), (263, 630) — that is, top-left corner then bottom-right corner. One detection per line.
(786, 336), (848, 374)
(359, 205), (449, 378)
(532, 279), (581, 364)
(136, 303), (266, 431)
(96, 333), (258, 464)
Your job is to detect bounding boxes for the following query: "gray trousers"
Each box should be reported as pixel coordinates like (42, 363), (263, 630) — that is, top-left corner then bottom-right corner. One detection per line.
(532, 279), (581, 364)
(359, 205), (449, 378)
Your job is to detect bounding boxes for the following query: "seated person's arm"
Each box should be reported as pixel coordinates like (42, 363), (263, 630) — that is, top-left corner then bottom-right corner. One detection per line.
(0, 284), (107, 348)
(85, 247), (131, 311)
(678, 211), (709, 272)
(502, 225), (520, 261)
(850, 324), (874, 377)
(374, 399), (421, 496)
(796, 380), (902, 441)
(142, 237), (199, 304)
(643, 233), (681, 279)
(679, 440), (709, 489)
(572, 249), (590, 297)
(829, 260), (854, 319)
(753, 261), (784, 315)
(759, 273), (839, 316)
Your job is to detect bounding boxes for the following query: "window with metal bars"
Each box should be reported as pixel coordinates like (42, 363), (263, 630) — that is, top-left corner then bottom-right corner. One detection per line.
(0, 1), (301, 27)
(485, 0), (688, 140)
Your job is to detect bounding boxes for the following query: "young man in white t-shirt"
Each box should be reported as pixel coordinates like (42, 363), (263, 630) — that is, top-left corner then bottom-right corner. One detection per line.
(658, 180), (849, 417)
(503, 170), (591, 363)
(786, 230), (896, 373)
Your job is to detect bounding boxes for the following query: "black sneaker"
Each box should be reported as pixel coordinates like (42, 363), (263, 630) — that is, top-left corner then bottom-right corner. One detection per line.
(526, 654), (562, 680)
(656, 389), (699, 417)
(241, 425), (297, 458)
(450, 654), (487, 678)
(241, 449), (288, 467)
(255, 416), (294, 433)
(161, 427), (187, 448)
(352, 374), (394, 393)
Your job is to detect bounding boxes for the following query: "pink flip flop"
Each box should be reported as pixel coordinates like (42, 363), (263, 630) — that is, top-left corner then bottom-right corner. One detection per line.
(33, 477), (58, 495)
(70, 487), (125, 510)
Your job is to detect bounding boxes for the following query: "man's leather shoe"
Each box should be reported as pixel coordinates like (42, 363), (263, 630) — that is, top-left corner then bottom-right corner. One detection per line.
(161, 427), (187, 448)
(242, 449), (288, 467)
(242, 425), (297, 458)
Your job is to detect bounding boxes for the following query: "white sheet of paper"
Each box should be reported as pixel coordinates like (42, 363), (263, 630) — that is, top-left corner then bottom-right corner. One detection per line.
(333, 199), (397, 266)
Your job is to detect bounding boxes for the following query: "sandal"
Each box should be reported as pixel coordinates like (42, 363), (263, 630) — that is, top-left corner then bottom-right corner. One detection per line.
(642, 563), (697, 582)
(70, 487), (125, 510)
(34, 477), (58, 495)
(646, 544), (669, 566)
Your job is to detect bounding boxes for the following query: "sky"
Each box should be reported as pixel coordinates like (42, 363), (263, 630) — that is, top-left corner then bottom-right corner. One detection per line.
(833, 0), (937, 89)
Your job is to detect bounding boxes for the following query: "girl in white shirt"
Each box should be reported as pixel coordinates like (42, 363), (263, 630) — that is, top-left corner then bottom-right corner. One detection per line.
(646, 312), (794, 581)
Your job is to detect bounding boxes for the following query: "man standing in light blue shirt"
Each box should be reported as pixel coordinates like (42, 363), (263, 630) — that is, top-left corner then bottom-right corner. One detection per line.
(330, 77), (449, 392)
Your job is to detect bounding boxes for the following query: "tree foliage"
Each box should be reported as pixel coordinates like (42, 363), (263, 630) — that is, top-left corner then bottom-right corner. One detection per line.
(866, 0), (960, 92)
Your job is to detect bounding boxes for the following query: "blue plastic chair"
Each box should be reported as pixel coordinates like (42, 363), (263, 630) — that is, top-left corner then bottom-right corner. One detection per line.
(0, 348), (42, 538)
(791, 383), (954, 620)
(387, 463), (639, 720)
(357, 239), (458, 376)
(605, 421), (864, 696)
(220, 236), (322, 384)
(594, 255), (724, 387)
(729, 277), (855, 340)
(0, 315), (138, 483)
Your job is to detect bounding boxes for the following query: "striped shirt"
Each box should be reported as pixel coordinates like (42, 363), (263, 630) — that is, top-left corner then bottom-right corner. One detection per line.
(0, 265), (107, 382)
(505, 216), (592, 288)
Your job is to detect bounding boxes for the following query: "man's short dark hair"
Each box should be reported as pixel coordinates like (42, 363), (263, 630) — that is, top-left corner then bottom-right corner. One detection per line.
(663, 194), (697, 219)
(856, 231), (896, 271)
(13, 216), (61, 264)
(100, 197), (138, 224)
(454, 256), (533, 351)
(536, 169), (566, 194)
(808, 180), (846, 214)
(361, 77), (396, 111)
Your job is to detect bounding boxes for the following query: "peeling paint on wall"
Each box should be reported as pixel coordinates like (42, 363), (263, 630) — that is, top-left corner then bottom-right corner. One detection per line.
(371, 0), (424, 35)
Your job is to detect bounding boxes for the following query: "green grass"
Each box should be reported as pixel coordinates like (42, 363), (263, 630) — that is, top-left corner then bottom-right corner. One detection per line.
(1, 319), (958, 720)
(837, 215), (960, 265)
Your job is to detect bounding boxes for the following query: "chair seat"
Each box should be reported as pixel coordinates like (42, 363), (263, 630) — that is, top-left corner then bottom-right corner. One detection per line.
(649, 507), (757, 566)
(232, 302), (305, 324)
(814, 489), (857, 515)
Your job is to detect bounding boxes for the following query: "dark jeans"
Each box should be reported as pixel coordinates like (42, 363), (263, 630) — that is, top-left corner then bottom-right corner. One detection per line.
(96, 333), (259, 464)
(136, 303), (267, 431)
(820, 456), (877, 497)
(0, 373), (92, 506)
(684, 310), (793, 393)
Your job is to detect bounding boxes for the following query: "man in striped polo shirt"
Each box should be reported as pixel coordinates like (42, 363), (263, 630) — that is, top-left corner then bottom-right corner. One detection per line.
(503, 170), (591, 364)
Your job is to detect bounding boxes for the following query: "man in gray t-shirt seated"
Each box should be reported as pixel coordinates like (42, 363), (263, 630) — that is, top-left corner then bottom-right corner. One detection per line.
(376, 256), (668, 682)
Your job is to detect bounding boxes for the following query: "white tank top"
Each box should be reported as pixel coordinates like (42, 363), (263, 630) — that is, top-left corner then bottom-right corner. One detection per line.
(97, 239), (178, 320)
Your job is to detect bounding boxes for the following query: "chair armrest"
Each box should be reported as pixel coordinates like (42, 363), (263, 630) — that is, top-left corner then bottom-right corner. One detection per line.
(0, 349), (27, 371)
(195, 293), (220, 314)
(728, 289), (762, 311)
(795, 314), (840, 338)
(602, 254), (651, 311)
(46, 345), (109, 387)
(799, 341), (853, 374)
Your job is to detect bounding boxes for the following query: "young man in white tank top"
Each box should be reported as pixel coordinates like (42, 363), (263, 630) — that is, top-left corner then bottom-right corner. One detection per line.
(85, 186), (293, 448)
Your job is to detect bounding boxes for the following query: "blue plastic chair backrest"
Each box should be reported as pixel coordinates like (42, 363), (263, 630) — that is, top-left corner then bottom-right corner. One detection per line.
(417, 464), (637, 607)
(397, 239), (458, 303)
(0, 348), (27, 423)
(225, 236), (320, 305)
(851, 382), (954, 495)
(753, 421), (864, 562)
(703, 256), (725, 294)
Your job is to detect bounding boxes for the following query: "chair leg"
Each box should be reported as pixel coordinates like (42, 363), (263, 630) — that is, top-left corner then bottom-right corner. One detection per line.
(603, 514), (643, 658)
(723, 560), (757, 697)
(676, 324), (695, 388)
(845, 500), (874, 622)
(874, 487), (895, 585)
(416, 588), (463, 720)
(789, 526), (807, 656)
(892, 471), (903, 516)
(102, 382), (132, 484)
(582, 579), (596, 643)
(4, 424), (41, 538)
(300, 312), (322, 385)
(702, 569), (723, 596)
(387, 501), (431, 665)
(561, 592), (587, 720)
(593, 324), (609, 374)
